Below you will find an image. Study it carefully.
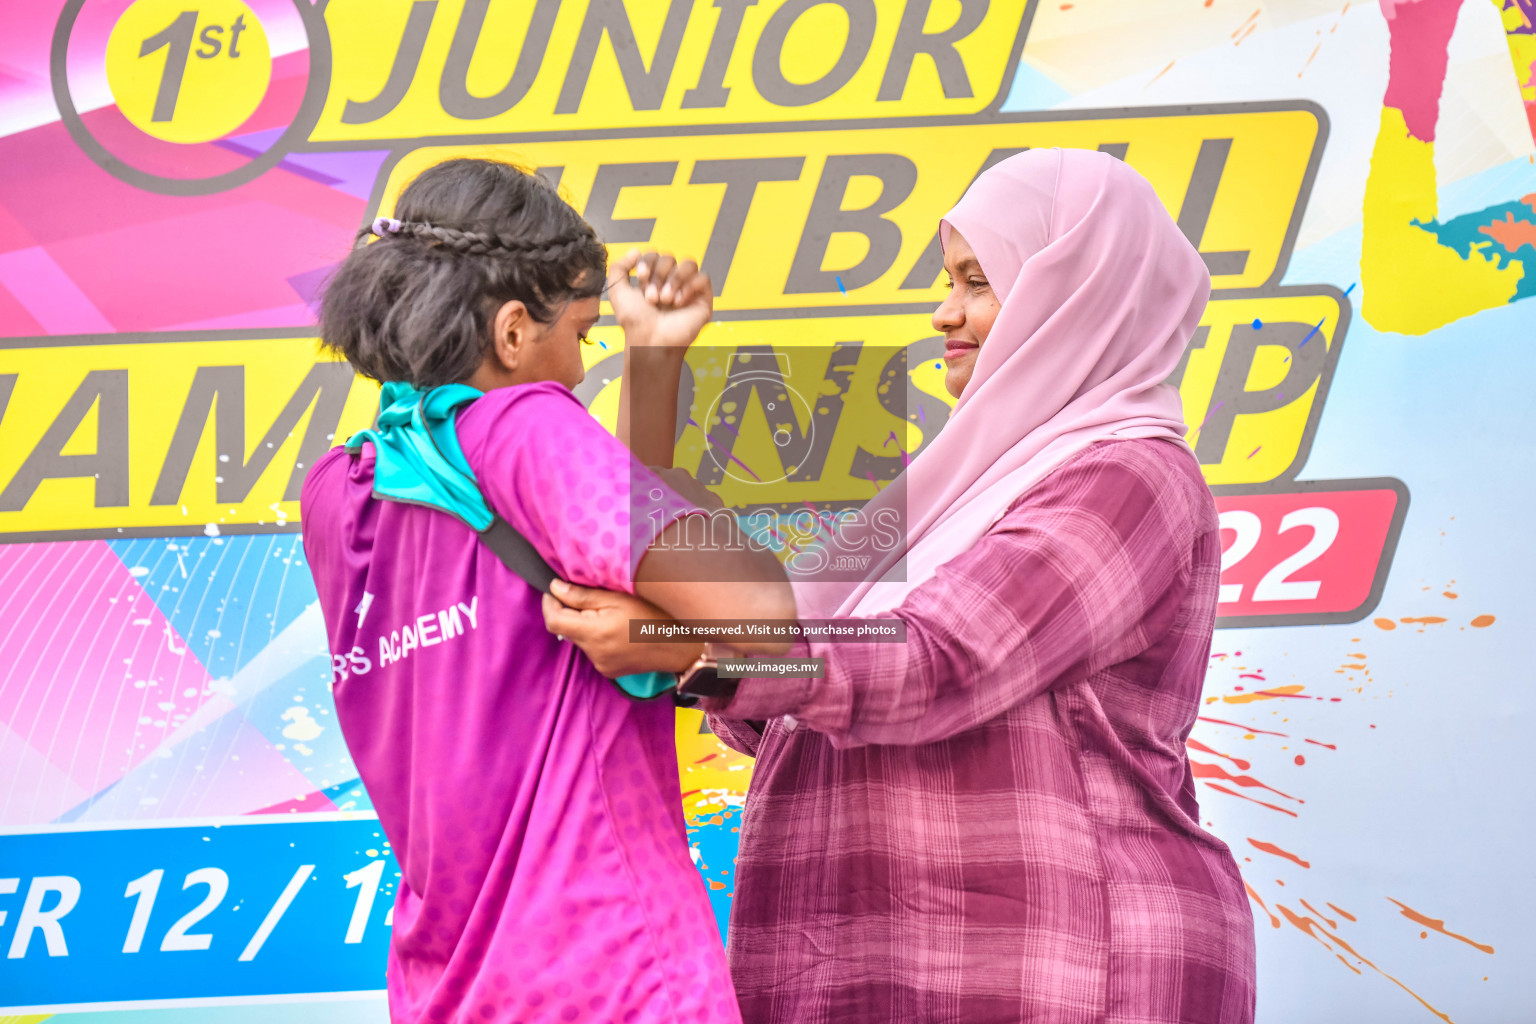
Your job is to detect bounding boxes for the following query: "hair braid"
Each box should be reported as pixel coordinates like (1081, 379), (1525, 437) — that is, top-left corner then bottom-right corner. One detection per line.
(390, 220), (597, 263)
(321, 158), (609, 389)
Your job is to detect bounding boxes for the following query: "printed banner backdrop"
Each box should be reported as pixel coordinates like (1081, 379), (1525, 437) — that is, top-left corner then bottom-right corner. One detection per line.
(0, 0), (1530, 1021)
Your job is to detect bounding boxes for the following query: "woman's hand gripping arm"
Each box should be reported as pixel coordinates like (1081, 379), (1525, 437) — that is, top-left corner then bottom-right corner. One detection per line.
(542, 466), (795, 672)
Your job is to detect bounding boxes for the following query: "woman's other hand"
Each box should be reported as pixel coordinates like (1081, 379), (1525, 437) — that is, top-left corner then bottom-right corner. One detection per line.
(607, 249), (713, 349)
(542, 579), (702, 678)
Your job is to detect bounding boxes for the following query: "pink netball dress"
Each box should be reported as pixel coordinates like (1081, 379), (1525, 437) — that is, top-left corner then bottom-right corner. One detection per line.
(301, 381), (740, 1024)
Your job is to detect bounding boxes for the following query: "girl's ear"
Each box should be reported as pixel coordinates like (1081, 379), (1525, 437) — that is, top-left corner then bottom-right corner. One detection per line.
(490, 300), (532, 373)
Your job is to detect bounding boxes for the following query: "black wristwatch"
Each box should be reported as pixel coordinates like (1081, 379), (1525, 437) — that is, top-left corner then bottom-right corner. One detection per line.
(674, 651), (739, 706)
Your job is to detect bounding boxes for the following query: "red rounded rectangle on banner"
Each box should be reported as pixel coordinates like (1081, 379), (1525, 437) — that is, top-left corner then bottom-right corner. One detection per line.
(1212, 479), (1408, 628)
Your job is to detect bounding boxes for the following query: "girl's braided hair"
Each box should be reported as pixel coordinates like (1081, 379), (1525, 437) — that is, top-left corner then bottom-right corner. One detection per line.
(320, 158), (607, 388)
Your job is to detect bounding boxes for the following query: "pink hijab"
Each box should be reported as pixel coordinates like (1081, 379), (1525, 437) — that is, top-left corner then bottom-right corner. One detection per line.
(824, 148), (1210, 617)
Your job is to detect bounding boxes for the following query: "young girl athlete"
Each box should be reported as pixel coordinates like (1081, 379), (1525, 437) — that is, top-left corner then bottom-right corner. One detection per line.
(301, 159), (789, 1024)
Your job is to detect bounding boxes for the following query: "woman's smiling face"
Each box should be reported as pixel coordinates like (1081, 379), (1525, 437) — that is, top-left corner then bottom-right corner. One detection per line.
(931, 228), (1001, 398)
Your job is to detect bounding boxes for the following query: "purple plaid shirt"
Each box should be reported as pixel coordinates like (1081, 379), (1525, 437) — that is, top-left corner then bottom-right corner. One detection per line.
(707, 439), (1256, 1024)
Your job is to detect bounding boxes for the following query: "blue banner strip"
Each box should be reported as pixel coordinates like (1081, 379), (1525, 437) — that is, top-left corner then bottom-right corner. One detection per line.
(0, 815), (396, 1012)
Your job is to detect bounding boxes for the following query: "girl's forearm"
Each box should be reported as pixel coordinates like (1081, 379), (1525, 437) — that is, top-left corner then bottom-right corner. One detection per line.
(617, 345), (689, 468)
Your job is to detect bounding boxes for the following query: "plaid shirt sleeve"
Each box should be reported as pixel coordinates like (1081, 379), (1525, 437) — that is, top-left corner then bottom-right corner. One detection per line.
(705, 714), (764, 758)
(712, 441), (1201, 748)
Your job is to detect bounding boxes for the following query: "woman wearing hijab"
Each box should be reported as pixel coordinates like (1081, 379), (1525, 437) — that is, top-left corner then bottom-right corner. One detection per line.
(544, 149), (1257, 1024)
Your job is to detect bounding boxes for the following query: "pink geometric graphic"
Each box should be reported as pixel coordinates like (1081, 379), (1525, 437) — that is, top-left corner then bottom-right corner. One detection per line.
(0, 540), (214, 825)
(77, 712), (331, 821)
(0, 245), (115, 334)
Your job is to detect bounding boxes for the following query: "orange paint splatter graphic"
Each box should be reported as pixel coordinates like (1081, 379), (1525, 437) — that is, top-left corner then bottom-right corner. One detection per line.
(1187, 737), (1251, 770)
(1277, 902), (1334, 951)
(1249, 838), (1311, 868)
(1478, 211), (1536, 252)
(1276, 904), (1456, 1023)
(1299, 41), (1322, 76)
(1336, 953), (1364, 974)
(1300, 898), (1336, 928)
(1388, 899), (1495, 954)
(1197, 716), (1288, 737)
(1192, 762), (1303, 803)
(1194, 600), (1499, 1020)
(1223, 683), (1307, 704)
(1204, 782), (1299, 817)
(1245, 881), (1281, 928)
